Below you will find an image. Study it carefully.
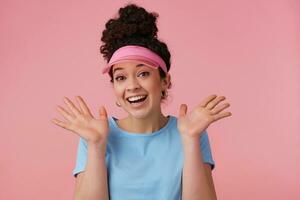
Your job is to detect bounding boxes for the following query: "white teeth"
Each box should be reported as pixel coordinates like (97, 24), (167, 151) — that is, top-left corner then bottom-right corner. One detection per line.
(127, 95), (146, 101)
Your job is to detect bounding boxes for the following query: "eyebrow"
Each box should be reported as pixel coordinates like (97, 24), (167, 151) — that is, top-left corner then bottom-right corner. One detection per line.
(113, 63), (145, 74)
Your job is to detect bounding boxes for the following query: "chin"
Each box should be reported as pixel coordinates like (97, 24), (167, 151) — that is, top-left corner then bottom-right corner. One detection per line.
(127, 110), (150, 119)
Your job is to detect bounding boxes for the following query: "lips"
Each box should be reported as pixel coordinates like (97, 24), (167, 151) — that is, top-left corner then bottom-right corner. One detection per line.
(126, 94), (148, 101)
(126, 95), (148, 103)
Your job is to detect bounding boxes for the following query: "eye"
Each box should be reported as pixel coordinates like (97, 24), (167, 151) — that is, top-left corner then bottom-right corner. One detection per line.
(138, 71), (150, 77)
(115, 75), (126, 81)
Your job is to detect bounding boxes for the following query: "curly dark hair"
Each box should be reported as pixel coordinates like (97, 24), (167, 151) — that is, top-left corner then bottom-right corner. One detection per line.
(99, 3), (172, 100)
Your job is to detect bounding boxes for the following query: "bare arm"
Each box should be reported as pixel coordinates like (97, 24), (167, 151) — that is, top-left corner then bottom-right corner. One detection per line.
(177, 94), (231, 199)
(74, 142), (109, 200)
(51, 96), (110, 200)
(181, 136), (217, 200)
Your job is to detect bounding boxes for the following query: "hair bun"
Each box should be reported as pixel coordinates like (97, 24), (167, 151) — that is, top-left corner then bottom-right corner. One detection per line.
(118, 4), (158, 38)
(101, 4), (159, 46)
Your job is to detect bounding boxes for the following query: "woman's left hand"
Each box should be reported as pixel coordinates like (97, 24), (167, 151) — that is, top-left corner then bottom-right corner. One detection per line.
(177, 94), (232, 139)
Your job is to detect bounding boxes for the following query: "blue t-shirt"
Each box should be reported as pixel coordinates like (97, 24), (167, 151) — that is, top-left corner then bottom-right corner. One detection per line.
(72, 115), (215, 200)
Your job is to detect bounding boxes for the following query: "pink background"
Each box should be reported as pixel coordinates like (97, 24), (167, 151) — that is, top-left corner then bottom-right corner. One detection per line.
(1, 0), (299, 199)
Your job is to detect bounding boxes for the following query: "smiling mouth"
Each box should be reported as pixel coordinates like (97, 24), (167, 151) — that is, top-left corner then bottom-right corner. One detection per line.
(127, 95), (148, 104)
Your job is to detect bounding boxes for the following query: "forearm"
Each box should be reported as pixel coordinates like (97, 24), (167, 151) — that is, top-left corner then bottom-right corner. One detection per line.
(75, 142), (109, 200)
(181, 136), (217, 200)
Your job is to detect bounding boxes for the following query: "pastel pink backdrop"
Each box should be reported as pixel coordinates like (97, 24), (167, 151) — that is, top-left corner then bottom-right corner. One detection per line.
(1, 0), (299, 199)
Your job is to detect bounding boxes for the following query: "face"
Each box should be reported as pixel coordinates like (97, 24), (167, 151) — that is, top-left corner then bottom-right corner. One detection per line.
(112, 60), (169, 119)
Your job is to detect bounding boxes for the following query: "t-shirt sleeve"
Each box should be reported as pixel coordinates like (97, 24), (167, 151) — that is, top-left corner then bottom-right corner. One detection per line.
(199, 130), (215, 170)
(72, 137), (88, 178)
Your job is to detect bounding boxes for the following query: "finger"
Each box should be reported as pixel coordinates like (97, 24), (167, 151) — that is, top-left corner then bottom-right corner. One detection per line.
(206, 96), (226, 110)
(178, 104), (187, 117)
(212, 112), (232, 122)
(99, 106), (108, 120)
(76, 96), (93, 117)
(211, 102), (230, 115)
(51, 118), (71, 130)
(56, 105), (74, 121)
(74, 96), (83, 113)
(199, 94), (218, 108)
(63, 97), (81, 116)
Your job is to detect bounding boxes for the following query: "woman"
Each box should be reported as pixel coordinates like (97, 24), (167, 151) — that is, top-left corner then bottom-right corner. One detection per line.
(51, 3), (231, 200)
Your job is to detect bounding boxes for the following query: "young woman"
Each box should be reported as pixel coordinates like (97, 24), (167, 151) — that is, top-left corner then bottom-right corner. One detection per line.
(51, 3), (231, 200)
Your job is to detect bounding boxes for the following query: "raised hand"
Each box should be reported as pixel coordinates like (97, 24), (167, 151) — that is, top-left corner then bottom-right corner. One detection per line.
(51, 96), (109, 145)
(177, 94), (232, 139)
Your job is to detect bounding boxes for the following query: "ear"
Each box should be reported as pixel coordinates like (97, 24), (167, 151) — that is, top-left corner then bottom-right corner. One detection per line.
(161, 73), (171, 90)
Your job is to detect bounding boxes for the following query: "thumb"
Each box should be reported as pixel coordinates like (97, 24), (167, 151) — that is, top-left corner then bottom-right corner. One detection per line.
(99, 106), (108, 120)
(179, 104), (187, 117)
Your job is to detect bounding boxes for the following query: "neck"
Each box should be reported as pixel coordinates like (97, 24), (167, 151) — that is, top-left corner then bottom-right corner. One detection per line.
(120, 112), (169, 134)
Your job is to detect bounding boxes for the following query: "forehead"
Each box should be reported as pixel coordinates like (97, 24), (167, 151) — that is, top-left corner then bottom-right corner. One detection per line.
(112, 60), (156, 74)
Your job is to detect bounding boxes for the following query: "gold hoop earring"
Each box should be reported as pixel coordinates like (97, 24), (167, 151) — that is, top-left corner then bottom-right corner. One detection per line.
(116, 101), (121, 107)
(161, 90), (168, 99)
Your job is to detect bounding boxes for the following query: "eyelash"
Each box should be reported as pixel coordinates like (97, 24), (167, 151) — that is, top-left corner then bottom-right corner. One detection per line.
(115, 71), (150, 81)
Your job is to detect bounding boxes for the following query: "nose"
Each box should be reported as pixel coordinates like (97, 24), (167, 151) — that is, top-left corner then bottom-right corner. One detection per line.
(126, 76), (141, 92)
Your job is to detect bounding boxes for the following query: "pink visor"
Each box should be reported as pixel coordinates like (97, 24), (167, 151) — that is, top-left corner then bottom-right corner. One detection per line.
(102, 45), (168, 74)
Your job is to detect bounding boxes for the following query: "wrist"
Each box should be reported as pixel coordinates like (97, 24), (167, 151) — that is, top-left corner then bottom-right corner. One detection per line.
(87, 141), (107, 152)
(87, 137), (107, 146)
(180, 133), (199, 142)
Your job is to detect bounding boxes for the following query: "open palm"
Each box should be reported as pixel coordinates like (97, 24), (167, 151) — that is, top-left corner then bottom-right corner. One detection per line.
(51, 96), (109, 145)
(177, 94), (232, 138)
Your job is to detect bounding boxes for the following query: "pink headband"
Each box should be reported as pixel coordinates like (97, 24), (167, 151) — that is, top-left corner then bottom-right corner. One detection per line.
(102, 45), (168, 74)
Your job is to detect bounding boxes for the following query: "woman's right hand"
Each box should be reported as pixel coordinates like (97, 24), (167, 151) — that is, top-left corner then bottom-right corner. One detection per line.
(51, 96), (109, 145)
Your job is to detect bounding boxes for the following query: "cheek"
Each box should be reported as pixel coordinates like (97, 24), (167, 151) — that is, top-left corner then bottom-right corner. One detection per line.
(113, 86), (124, 98)
(147, 82), (162, 98)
